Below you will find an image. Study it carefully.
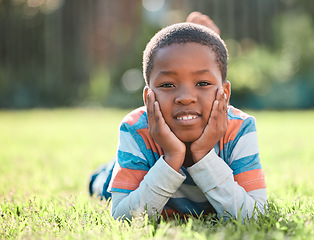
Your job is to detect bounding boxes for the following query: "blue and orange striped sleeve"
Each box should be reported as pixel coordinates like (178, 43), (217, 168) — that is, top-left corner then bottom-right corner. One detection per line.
(187, 107), (267, 220)
(108, 107), (162, 193)
(224, 107), (266, 192)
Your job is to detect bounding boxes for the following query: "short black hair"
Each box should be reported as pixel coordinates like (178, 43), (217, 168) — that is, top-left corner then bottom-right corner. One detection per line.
(143, 22), (228, 84)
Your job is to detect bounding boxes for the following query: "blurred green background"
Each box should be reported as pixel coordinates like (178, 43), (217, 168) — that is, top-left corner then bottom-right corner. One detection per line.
(1, 0), (314, 109)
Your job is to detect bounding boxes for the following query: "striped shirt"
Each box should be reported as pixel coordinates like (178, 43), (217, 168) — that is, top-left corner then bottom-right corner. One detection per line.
(108, 105), (267, 220)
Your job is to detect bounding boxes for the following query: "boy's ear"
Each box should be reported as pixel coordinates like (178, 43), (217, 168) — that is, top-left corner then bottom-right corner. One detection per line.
(223, 81), (231, 104)
(143, 86), (149, 106)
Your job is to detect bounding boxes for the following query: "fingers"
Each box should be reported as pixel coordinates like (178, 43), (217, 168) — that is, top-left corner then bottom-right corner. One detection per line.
(208, 87), (228, 132)
(215, 87), (228, 130)
(186, 11), (221, 35)
(210, 99), (220, 121)
(146, 89), (155, 128)
(215, 87), (228, 112)
(146, 89), (166, 136)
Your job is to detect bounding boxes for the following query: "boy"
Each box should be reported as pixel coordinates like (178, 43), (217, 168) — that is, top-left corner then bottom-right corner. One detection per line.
(90, 20), (267, 221)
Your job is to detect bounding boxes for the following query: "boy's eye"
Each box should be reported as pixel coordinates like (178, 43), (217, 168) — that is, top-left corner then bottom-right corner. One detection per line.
(159, 83), (175, 88)
(196, 81), (211, 87)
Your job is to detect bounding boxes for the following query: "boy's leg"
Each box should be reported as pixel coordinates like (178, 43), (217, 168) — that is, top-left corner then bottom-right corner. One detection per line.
(89, 157), (115, 200)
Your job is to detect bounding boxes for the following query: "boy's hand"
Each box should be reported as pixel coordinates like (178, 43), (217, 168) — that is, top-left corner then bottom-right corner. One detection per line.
(146, 90), (186, 172)
(186, 11), (221, 35)
(190, 87), (228, 162)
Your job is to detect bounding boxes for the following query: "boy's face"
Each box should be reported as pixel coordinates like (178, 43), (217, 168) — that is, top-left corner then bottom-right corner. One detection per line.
(145, 43), (230, 143)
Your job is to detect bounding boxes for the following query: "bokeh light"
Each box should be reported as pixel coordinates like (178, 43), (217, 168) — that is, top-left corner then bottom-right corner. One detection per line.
(142, 0), (164, 12)
(40, 0), (63, 14)
(121, 69), (144, 93)
(27, 0), (44, 8)
(21, 0), (63, 14)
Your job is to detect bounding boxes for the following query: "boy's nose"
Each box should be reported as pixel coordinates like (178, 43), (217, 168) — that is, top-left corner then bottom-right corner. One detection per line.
(175, 88), (197, 105)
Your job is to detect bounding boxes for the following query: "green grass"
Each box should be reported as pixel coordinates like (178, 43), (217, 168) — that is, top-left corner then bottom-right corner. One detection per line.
(0, 108), (313, 239)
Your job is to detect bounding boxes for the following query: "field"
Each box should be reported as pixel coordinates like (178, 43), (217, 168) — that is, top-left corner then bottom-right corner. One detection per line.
(0, 108), (313, 239)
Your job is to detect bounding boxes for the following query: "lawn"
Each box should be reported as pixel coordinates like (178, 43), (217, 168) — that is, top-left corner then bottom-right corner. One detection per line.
(0, 108), (313, 239)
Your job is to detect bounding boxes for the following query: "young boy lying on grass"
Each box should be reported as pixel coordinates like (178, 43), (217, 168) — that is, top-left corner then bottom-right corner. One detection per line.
(90, 13), (267, 221)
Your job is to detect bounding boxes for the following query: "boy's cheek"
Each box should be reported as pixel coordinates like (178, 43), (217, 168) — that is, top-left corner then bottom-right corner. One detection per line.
(205, 93), (216, 107)
(152, 91), (167, 110)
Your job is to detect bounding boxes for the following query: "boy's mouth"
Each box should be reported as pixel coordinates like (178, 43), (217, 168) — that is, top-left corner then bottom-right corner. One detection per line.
(174, 111), (201, 121)
(176, 115), (198, 120)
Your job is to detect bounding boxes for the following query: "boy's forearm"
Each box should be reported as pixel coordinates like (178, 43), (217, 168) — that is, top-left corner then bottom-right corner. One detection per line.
(111, 185), (168, 220)
(187, 149), (267, 220)
(163, 153), (185, 172)
(111, 156), (186, 220)
(203, 174), (267, 220)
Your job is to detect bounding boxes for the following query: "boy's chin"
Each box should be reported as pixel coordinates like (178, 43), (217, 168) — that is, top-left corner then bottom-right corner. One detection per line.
(176, 133), (202, 144)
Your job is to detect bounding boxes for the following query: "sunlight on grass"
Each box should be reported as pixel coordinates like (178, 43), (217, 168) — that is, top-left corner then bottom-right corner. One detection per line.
(252, 110), (314, 198)
(0, 108), (313, 239)
(0, 108), (129, 197)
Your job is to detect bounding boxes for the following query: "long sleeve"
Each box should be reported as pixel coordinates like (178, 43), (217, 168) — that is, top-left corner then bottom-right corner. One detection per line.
(187, 148), (267, 221)
(111, 157), (186, 220)
(108, 108), (187, 220)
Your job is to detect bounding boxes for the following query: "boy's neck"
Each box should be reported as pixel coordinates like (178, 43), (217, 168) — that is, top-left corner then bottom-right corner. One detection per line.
(183, 143), (194, 168)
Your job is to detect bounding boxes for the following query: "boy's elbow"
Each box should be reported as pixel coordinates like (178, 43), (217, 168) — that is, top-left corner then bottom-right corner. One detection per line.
(111, 206), (131, 221)
(110, 207), (119, 220)
(248, 188), (268, 217)
(235, 197), (268, 221)
(255, 199), (268, 216)
(244, 199), (267, 221)
(110, 191), (133, 220)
